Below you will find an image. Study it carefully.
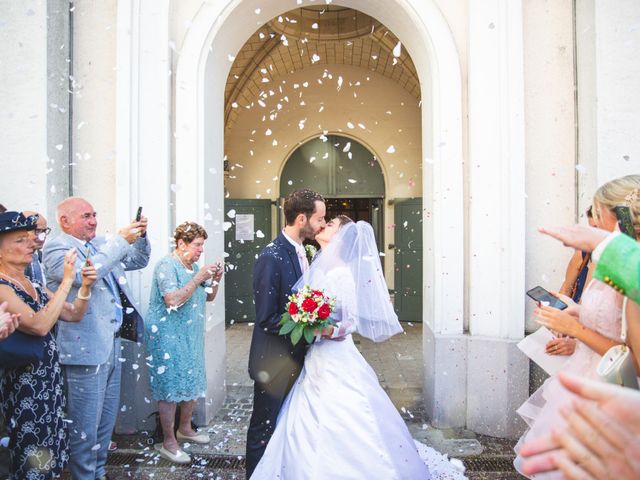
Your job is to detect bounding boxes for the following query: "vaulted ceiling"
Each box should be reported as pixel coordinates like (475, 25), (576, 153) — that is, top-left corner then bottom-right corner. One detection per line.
(224, 6), (420, 131)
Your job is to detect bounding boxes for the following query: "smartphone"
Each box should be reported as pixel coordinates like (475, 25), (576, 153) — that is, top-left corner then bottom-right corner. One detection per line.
(135, 206), (143, 222)
(613, 205), (636, 239)
(526, 286), (568, 310)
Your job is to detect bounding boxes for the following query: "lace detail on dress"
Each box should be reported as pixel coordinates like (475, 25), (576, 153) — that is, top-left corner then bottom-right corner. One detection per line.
(145, 255), (207, 402)
(0, 278), (69, 479)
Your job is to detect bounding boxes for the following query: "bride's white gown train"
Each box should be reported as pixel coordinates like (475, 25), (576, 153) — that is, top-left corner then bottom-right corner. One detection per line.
(251, 334), (467, 479)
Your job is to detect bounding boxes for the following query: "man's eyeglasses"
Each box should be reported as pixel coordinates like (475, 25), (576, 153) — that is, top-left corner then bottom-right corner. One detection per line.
(34, 228), (52, 237)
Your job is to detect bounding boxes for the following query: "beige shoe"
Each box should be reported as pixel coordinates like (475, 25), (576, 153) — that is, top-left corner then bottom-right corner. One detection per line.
(154, 443), (191, 464)
(176, 429), (210, 444)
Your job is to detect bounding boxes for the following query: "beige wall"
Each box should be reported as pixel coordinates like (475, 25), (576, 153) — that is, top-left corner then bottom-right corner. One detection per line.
(0, 0), (48, 212)
(224, 65), (422, 200)
(71, 0), (118, 232)
(522, 0), (577, 330)
(224, 65), (422, 283)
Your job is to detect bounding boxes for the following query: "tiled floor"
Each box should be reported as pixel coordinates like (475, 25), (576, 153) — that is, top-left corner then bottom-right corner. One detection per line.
(105, 322), (522, 478)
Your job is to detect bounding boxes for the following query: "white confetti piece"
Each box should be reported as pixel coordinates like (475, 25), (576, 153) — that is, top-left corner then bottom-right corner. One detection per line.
(386, 145), (396, 154)
(393, 41), (402, 57)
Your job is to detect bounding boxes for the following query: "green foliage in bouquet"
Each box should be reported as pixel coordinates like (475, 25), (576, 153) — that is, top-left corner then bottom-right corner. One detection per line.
(279, 285), (336, 346)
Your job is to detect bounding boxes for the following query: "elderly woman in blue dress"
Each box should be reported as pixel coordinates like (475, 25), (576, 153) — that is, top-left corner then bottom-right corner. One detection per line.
(0, 212), (96, 479)
(145, 221), (223, 464)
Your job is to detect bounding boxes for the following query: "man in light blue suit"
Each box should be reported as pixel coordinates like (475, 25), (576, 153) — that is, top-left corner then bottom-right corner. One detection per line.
(44, 197), (150, 480)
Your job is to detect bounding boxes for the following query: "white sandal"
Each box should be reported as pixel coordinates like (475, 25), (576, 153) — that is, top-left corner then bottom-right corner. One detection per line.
(176, 429), (210, 444)
(154, 443), (191, 464)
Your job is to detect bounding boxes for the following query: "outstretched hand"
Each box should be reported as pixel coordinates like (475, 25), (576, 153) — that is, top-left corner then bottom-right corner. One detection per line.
(538, 225), (610, 252)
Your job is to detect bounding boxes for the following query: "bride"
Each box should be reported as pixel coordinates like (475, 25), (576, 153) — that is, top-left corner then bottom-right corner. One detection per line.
(251, 216), (466, 479)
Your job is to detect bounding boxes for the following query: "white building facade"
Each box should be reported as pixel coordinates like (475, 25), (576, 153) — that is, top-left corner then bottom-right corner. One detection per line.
(1, 0), (639, 438)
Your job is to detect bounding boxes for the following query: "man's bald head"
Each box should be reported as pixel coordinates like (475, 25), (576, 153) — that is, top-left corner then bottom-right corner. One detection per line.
(57, 197), (98, 241)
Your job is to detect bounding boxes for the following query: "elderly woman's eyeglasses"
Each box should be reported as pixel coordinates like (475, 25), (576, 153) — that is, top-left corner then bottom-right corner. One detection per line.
(34, 227), (52, 237)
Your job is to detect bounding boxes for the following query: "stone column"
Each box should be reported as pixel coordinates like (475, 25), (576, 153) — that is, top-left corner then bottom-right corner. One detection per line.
(114, 0), (174, 432)
(465, 0), (529, 438)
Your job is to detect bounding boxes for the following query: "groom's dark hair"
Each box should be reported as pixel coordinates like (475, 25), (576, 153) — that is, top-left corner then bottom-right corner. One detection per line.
(284, 189), (324, 225)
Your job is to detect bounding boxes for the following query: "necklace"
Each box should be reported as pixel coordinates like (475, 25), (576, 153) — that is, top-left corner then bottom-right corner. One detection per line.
(173, 251), (194, 273)
(0, 270), (38, 302)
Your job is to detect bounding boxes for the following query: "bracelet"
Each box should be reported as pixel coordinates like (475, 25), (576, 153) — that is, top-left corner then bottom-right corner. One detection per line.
(76, 290), (92, 300)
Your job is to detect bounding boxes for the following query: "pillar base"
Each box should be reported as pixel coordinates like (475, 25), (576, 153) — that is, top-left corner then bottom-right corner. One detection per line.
(424, 327), (529, 438)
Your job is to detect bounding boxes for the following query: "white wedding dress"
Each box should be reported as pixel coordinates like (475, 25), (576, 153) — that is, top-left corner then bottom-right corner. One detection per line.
(251, 265), (466, 480)
(250, 334), (467, 479)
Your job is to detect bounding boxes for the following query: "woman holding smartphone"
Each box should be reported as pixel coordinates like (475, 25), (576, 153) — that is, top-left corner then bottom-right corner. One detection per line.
(514, 175), (640, 478)
(144, 221), (224, 464)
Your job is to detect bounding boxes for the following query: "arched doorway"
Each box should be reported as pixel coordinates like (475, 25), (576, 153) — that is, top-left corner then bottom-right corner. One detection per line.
(280, 134), (385, 250)
(174, 0), (464, 427)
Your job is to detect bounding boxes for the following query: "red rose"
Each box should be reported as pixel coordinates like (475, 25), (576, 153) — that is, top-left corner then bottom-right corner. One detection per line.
(288, 302), (298, 315)
(312, 290), (323, 297)
(301, 298), (318, 313)
(317, 303), (331, 320)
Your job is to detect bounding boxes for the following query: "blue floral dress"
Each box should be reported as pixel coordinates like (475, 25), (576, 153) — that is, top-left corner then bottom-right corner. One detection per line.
(0, 280), (69, 479)
(145, 255), (207, 402)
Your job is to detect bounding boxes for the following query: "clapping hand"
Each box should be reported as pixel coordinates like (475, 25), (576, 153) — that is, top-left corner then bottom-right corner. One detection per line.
(520, 373), (640, 479)
(195, 262), (223, 285)
(80, 257), (98, 288)
(0, 301), (20, 340)
(62, 248), (78, 283)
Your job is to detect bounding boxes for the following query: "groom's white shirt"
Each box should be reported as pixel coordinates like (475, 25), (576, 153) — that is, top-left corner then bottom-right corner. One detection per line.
(282, 229), (309, 273)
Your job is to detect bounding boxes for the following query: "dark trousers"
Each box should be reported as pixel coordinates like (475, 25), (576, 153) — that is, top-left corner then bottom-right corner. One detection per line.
(245, 368), (301, 479)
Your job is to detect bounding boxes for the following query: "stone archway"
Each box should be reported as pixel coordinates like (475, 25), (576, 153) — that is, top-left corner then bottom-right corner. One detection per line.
(173, 0), (464, 427)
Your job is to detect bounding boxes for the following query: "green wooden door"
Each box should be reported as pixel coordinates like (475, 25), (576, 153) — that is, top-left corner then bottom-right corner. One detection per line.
(393, 198), (423, 322)
(224, 199), (272, 323)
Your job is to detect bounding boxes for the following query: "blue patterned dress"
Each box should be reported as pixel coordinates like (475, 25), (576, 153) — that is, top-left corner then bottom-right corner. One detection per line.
(0, 280), (69, 479)
(145, 255), (207, 402)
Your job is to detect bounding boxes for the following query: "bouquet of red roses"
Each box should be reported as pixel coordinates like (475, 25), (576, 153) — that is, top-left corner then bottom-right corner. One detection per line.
(279, 285), (336, 346)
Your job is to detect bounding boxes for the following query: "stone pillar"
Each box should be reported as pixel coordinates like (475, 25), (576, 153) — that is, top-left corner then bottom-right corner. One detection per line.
(465, 0), (529, 438)
(114, 0), (174, 432)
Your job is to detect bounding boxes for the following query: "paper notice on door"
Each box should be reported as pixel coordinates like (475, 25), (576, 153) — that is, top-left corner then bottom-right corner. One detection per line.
(517, 326), (569, 376)
(235, 214), (254, 241)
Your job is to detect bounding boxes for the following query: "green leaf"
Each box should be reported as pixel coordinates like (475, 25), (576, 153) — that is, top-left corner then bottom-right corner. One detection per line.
(279, 320), (296, 336)
(303, 327), (315, 344)
(279, 312), (291, 326)
(290, 323), (304, 346)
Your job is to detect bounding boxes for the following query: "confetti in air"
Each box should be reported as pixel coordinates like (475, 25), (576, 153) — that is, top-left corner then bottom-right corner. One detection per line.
(393, 41), (402, 57)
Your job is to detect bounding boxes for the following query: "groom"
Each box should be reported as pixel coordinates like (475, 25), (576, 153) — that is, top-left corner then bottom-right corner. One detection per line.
(246, 189), (326, 478)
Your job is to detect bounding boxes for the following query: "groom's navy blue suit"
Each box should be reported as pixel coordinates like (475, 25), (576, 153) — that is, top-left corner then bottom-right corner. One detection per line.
(246, 232), (309, 478)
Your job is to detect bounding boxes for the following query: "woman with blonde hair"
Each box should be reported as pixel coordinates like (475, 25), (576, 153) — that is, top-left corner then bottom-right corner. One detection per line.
(514, 174), (640, 478)
(145, 221), (224, 463)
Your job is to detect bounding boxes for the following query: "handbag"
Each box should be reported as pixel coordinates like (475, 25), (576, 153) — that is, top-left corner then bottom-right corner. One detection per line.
(117, 286), (141, 342)
(0, 330), (46, 369)
(596, 298), (639, 389)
